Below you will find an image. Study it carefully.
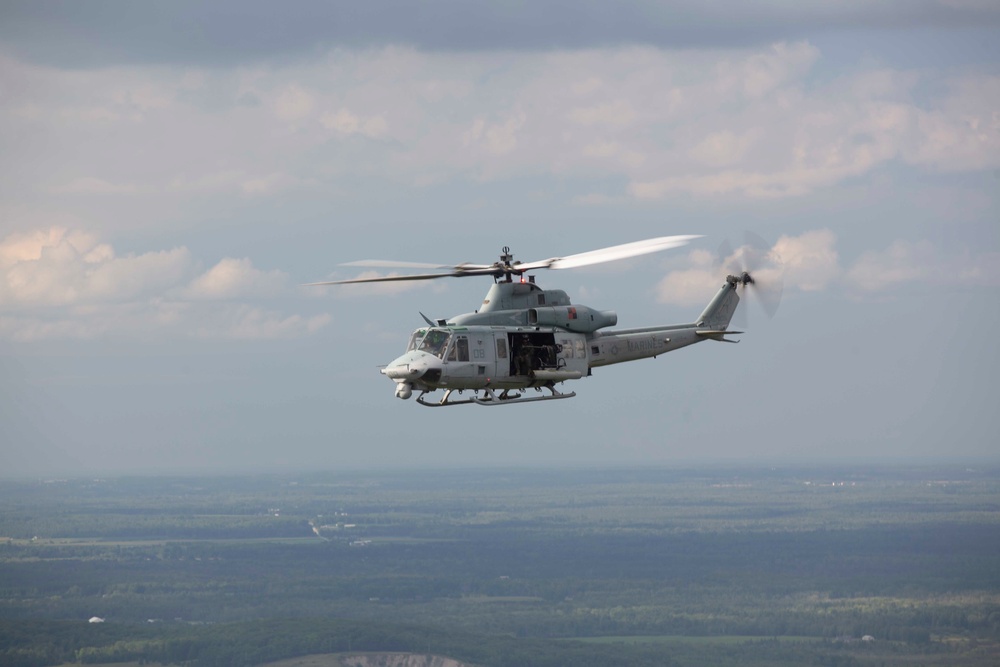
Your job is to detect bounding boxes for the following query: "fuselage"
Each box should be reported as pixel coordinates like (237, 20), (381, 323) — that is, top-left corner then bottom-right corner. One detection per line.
(381, 276), (741, 402)
(381, 325), (588, 395)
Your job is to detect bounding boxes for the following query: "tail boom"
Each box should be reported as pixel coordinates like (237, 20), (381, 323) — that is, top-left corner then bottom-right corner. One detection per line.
(587, 277), (745, 368)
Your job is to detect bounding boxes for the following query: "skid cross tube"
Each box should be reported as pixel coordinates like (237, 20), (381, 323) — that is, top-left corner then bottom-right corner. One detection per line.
(416, 385), (576, 407)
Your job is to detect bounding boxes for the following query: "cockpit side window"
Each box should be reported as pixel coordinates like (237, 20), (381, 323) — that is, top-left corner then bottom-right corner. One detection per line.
(418, 329), (451, 359)
(447, 337), (469, 362)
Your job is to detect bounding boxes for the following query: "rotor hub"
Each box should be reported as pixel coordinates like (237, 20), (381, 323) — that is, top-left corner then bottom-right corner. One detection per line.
(726, 271), (754, 288)
(496, 246), (523, 282)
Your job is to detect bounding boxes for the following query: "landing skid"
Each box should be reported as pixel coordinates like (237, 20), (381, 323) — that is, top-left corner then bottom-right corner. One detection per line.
(416, 385), (576, 407)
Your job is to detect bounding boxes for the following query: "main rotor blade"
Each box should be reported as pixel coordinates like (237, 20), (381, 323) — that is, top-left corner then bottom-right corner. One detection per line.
(304, 272), (464, 286)
(518, 235), (703, 271)
(305, 266), (503, 286)
(343, 260), (495, 270)
(343, 260), (452, 269)
(311, 233), (702, 286)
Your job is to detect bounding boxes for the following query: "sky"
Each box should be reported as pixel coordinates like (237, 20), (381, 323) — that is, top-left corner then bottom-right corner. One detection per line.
(1, 1), (998, 477)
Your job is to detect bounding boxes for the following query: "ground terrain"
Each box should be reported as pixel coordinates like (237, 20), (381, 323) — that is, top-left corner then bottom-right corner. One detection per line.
(2, 465), (998, 666)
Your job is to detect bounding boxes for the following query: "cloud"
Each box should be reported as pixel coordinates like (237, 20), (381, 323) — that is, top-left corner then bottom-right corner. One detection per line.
(0, 227), (94, 268)
(463, 112), (528, 156)
(0, 227), (192, 306)
(901, 74), (1000, 172)
(3, 1), (998, 67)
(310, 270), (437, 298)
(772, 229), (841, 292)
(655, 249), (722, 306)
(321, 108), (389, 138)
(192, 305), (332, 339)
(846, 240), (1000, 291)
(273, 83), (316, 122)
(568, 99), (637, 128)
(50, 177), (138, 195)
(0, 227), (329, 341)
(186, 257), (288, 299)
(655, 230), (997, 306)
(4, 42), (997, 204)
(688, 130), (760, 168)
(238, 173), (308, 196)
(719, 40), (821, 99)
(0, 301), (332, 342)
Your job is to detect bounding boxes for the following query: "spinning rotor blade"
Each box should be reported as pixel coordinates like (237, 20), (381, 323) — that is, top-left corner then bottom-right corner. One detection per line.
(718, 232), (784, 322)
(304, 272), (464, 286)
(519, 235), (703, 271)
(343, 260), (496, 270)
(309, 234), (702, 286)
(718, 238), (748, 330)
(305, 261), (500, 285)
(741, 231), (783, 319)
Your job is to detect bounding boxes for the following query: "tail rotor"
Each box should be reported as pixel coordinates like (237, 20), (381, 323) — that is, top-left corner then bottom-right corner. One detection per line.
(718, 231), (784, 326)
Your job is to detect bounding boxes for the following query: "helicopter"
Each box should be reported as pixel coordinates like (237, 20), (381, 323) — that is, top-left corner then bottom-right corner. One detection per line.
(309, 234), (781, 406)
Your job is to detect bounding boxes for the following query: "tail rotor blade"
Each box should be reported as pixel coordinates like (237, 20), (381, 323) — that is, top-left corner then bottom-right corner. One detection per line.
(743, 231), (783, 319)
(717, 232), (785, 324)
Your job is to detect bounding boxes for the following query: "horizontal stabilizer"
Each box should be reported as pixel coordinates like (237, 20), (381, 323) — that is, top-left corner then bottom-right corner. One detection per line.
(695, 329), (743, 343)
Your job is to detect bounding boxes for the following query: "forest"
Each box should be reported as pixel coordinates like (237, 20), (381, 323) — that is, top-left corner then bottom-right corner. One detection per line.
(1, 465), (998, 666)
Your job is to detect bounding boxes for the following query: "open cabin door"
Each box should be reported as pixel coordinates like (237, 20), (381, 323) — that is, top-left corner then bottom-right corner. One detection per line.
(508, 331), (558, 377)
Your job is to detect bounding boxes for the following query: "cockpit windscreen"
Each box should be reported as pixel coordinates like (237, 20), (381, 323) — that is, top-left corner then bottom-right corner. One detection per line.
(417, 328), (451, 359)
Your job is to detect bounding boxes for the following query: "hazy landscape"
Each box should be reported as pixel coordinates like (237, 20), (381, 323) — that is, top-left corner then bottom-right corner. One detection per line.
(2, 465), (998, 666)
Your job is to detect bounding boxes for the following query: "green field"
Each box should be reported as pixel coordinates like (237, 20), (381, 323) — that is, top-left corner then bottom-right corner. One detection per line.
(2, 465), (999, 666)
(570, 634), (820, 644)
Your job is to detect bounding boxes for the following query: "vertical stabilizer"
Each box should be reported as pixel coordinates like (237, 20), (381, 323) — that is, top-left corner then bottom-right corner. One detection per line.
(696, 280), (741, 329)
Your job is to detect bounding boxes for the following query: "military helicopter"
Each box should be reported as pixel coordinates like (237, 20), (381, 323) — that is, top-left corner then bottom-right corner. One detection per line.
(309, 234), (781, 406)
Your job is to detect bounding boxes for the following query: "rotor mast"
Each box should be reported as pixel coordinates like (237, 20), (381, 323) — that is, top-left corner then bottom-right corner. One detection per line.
(498, 246), (516, 283)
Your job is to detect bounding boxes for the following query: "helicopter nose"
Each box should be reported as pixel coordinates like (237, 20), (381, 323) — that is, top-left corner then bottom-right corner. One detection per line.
(382, 352), (432, 380)
(384, 364), (421, 380)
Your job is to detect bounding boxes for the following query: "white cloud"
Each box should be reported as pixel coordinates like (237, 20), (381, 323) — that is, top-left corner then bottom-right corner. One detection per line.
(0, 227), (77, 268)
(0, 227), (329, 341)
(321, 108), (389, 138)
(239, 172), (307, 196)
(112, 82), (174, 112)
(4, 43), (996, 204)
(0, 227), (192, 306)
(463, 112), (528, 156)
(689, 130), (760, 168)
(656, 229), (999, 307)
(846, 240), (1000, 292)
(186, 257), (288, 299)
(845, 240), (931, 292)
(0, 302), (332, 342)
(902, 75), (1000, 171)
(51, 177), (138, 195)
(772, 229), (841, 292)
(568, 99), (637, 128)
(733, 41), (820, 99)
(655, 249), (721, 306)
(192, 305), (332, 339)
(273, 83), (316, 121)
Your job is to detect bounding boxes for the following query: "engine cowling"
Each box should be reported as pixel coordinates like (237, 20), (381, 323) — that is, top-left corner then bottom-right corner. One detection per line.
(528, 305), (617, 333)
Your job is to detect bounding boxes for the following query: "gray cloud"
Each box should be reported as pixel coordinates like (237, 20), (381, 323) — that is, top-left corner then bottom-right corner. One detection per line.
(2, 1), (999, 67)
(1, 2), (997, 474)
